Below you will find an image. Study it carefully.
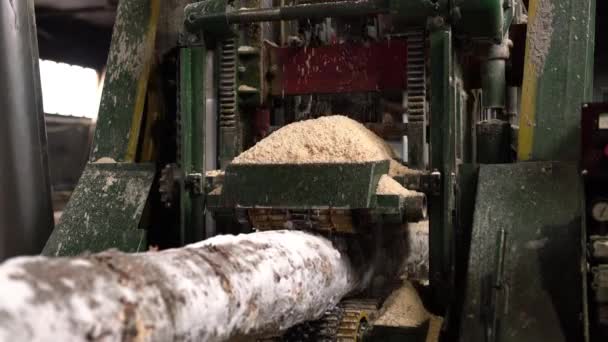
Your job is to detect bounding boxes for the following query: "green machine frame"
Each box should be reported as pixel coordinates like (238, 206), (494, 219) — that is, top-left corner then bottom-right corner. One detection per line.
(180, 0), (518, 328)
(43, 0), (160, 255)
(42, 0), (598, 340)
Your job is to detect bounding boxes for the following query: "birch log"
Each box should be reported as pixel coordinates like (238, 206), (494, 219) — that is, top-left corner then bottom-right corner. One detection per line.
(0, 230), (358, 342)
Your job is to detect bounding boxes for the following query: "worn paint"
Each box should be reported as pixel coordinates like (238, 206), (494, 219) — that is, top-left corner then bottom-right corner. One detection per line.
(460, 162), (584, 341)
(125, 0), (160, 162)
(527, 0), (555, 75)
(518, 0), (595, 161)
(518, 0), (552, 160)
(42, 163), (155, 256)
(91, 0), (160, 162)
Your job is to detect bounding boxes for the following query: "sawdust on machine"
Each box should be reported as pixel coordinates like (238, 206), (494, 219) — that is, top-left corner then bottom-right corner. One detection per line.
(231, 115), (417, 177)
(205, 170), (225, 178)
(389, 160), (422, 177)
(227, 116), (432, 334)
(376, 175), (417, 198)
(373, 281), (430, 328)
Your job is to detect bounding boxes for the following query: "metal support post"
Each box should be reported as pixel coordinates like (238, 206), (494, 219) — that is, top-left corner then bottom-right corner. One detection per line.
(0, 0), (54, 260)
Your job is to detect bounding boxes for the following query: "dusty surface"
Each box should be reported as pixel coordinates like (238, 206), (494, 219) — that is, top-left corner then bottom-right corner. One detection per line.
(376, 175), (416, 198)
(527, 0), (554, 75)
(92, 157), (118, 164)
(402, 221), (430, 283)
(105, 0), (148, 84)
(374, 281), (429, 328)
(209, 186), (223, 195)
(233, 116), (396, 164)
(0, 231), (357, 342)
(205, 170), (225, 178)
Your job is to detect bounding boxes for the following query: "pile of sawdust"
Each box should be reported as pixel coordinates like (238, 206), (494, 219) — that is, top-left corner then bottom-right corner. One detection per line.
(376, 175), (417, 198)
(374, 281), (429, 328)
(233, 115), (396, 164)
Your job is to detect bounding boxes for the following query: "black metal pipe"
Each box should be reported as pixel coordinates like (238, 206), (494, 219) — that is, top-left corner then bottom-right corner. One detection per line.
(185, 0), (388, 32)
(0, 0), (54, 260)
(506, 86), (518, 121)
(476, 119), (511, 164)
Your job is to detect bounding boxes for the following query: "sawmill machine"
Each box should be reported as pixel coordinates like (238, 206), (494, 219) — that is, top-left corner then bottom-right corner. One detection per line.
(40, 0), (599, 340)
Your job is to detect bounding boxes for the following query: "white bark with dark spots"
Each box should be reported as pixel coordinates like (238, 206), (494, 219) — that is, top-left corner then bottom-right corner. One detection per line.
(0, 230), (358, 342)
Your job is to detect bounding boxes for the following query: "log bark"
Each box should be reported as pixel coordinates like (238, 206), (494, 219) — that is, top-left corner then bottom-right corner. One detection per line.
(0, 230), (358, 342)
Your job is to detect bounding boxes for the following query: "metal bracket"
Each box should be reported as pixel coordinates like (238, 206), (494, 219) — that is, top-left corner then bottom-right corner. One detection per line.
(430, 170), (442, 196)
(186, 173), (204, 196)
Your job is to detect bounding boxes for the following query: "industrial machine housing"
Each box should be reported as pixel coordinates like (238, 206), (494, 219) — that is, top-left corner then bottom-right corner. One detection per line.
(37, 0), (603, 340)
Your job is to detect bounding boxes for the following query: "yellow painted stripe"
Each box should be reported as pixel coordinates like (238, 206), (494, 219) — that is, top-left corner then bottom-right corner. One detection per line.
(125, 0), (161, 162)
(517, 0), (539, 161)
(141, 78), (161, 162)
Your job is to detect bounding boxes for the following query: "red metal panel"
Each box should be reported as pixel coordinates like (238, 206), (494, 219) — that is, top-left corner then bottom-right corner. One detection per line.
(582, 103), (608, 179)
(254, 108), (270, 141)
(270, 40), (407, 95)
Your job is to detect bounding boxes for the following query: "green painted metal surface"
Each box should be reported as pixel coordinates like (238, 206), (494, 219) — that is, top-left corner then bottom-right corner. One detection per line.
(481, 57), (506, 109)
(179, 47), (207, 244)
(184, 0), (235, 42)
(390, 0), (507, 39)
(42, 163), (155, 256)
(219, 162), (389, 209)
(445, 163), (479, 340)
(476, 120), (511, 163)
(91, 0), (158, 162)
(429, 27), (456, 311)
(389, 0), (441, 25)
(455, 0), (504, 42)
(518, 0), (595, 161)
(460, 162), (584, 341)
(181, 47), (206, 191)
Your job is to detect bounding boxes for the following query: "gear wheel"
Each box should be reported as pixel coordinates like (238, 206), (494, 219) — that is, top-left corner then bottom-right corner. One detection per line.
(270, 299), (377, 342)
(336, 309), (369, 342)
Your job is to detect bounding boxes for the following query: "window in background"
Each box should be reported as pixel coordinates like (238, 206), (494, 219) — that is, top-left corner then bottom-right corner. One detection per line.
(39, 60), (102, 120)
